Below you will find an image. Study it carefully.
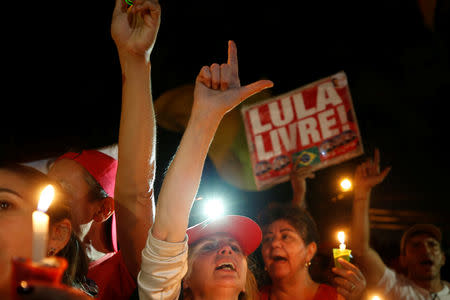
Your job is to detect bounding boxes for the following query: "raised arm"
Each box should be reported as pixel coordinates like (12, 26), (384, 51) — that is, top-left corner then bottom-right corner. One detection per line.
(351, 148), (391, 286)
(290, 166), (315, 209)
(111, 0), (161, 278)
(151, 41), (273, 243)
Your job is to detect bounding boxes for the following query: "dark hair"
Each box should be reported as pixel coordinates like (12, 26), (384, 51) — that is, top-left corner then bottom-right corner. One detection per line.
(257, 202), (319, 246)
(81, 167), (109, 202)
(255, 202), (320, 288)
(0, 163), (89, 289)
(80, 165), (114, 252)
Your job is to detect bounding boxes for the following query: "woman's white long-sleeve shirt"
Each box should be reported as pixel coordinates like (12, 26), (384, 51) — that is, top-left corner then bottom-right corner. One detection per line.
(138, 229), (189, 300)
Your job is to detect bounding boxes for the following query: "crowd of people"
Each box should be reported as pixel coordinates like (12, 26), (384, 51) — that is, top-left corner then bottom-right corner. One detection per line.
(1, 0), (448, 299)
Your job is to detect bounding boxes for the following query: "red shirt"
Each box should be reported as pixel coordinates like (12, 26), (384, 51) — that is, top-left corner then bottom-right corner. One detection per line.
(88, 251), (136, 300)
(259, 283), (339, 300)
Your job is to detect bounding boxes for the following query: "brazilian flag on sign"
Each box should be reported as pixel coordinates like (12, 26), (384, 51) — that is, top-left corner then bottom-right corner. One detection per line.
(292, 147), (321, 169)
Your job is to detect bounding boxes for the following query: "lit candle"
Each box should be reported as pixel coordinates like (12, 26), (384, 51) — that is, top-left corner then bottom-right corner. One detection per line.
(338, 231), (346, 250)
(333, 231), (352, 268)
(32, 185), (55, 262)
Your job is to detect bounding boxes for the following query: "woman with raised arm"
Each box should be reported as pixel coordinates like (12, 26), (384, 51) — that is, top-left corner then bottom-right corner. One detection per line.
(137, 40), (273, 300)
(47, 1), (161, 299)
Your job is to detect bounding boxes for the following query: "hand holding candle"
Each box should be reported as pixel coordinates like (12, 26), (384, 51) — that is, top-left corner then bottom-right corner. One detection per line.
(333, 231), (352, 268)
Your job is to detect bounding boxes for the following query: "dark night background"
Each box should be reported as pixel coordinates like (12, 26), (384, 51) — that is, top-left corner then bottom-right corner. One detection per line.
(2, 0), (449, 281)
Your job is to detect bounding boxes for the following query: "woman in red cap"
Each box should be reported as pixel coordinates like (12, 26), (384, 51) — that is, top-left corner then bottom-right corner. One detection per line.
(137, 41), (273, 300)
(47, 0), (161, 299)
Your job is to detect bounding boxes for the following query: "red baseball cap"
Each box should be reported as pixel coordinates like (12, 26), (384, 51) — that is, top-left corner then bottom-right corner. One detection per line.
(56, 150), (118, 197)
(56, 149), (119, 252)
(187, 215), (262, 256)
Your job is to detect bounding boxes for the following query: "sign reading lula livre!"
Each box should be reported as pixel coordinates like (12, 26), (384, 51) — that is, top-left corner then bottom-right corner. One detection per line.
(241, 72), (363, 190)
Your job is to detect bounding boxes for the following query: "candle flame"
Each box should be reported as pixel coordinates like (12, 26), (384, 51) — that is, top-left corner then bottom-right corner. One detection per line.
(371, 296), (381, 300)
(337, 231), (345, 244)
(37, 185), (55, 212)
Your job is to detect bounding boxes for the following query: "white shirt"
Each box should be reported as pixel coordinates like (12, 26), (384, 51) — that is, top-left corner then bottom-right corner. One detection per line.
(137, 230), (188, 300)
(377, 267), (450, 300)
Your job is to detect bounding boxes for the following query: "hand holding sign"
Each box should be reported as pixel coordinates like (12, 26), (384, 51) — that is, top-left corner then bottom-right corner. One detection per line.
(241, 72), (364, 190)
(192, 41), (274, 124)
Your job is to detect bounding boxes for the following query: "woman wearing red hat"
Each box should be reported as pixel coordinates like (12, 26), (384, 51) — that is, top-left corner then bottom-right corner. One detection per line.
(137, 41), (273, 300)
(47, 0), (161, 299)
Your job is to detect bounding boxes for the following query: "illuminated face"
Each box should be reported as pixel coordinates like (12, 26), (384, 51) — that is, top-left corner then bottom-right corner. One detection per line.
(261, 219), (315, 281)
(185, 234), (247, 297)
(0, 170), (36, 295)
(47, 159), (96, 236)
(403, 234), (445, 281)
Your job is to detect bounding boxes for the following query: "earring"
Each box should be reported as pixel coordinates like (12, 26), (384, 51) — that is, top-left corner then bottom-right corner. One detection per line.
(47, 247), (56, 256)
(305, 261), (311, 268)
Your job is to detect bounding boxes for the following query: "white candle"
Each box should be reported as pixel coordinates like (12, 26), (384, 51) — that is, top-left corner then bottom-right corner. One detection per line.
(32, 185), (55, 262)
(32, 211), (49, 261)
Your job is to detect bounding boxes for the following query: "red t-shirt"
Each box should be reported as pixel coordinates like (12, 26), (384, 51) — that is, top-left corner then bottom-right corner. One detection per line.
(88, 251), (136, 300)
(259, 283), (338, 300)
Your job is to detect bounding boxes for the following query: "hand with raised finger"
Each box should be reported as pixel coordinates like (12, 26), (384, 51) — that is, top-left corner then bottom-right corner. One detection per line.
(353, 148), (391, 195)
(192, 40), (273, 124)
(111, 0), (161, 61)
(332, 259), (367, 300)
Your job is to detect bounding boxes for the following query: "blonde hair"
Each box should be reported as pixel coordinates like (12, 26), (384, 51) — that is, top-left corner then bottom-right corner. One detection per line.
(183, 240), (259, 300)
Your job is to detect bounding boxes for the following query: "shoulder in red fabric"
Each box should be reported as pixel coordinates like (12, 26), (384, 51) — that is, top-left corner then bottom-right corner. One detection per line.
(88, 251), (136, 300)
(313, 284), (339, 300)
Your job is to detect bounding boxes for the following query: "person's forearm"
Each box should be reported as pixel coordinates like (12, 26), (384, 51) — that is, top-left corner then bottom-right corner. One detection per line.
(351, 188), (387, 285)
(292, 186), (306, 209)
(115, 54), (155, 277)
(116, 55), (156, 201)
(152, 114), (221, 243)
(351, 189), (371, 254)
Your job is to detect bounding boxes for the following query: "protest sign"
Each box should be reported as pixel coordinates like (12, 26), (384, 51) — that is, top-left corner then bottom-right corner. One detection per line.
(241, 71), (363, 190)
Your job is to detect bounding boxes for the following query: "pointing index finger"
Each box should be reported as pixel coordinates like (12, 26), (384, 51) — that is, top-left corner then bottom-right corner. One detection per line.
(227, 40), (239, 75)
(373, 148), (381, 173)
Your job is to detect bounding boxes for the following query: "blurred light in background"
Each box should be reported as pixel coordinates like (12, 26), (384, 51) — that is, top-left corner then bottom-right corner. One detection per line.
(340, 178), (352, 192)
(203, 197), (225, 219)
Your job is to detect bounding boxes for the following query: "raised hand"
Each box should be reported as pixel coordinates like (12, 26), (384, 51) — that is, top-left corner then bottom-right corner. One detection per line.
(353, 148), (391, 194)
(111, 0), (161, 60)
(192, 40), (273, 123)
